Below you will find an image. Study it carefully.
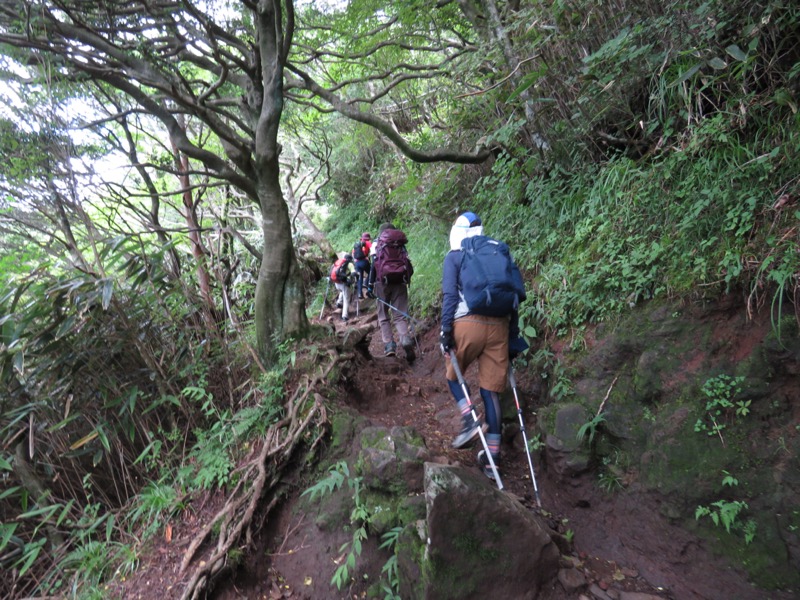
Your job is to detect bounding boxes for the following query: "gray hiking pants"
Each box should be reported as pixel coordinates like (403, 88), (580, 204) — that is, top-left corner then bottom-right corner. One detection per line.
(375, 282), (410, 344)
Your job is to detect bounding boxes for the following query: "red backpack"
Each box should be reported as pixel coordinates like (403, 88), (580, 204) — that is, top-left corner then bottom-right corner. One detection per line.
(374, 229), (413, 285)
(330, 258), (349, 283)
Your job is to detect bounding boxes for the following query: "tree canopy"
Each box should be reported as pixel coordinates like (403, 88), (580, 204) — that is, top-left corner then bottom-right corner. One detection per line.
(1, 0), (798, 597)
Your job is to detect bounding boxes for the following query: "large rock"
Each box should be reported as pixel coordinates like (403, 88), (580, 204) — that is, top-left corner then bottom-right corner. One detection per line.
(358, 425), (430, 535)
(398, 462), (560, 599)
(359, 425), (429, 495)
(544, 402), (592, 479)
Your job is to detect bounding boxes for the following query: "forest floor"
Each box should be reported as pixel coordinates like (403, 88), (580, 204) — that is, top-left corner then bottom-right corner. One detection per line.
(111, 296), (788, 600)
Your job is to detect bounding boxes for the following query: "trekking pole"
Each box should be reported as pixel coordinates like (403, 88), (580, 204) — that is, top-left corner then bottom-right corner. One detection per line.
(375, 296), (422, 356)
(508, 365), (542, 507)
(354, 277), (360, 317)
(319, 277), (330, 320)
(448, 350), (503, 490)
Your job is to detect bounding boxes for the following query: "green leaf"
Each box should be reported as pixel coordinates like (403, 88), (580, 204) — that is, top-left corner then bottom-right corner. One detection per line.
(0, 522), (18, 550)
(106, 514), (116, 542)
(506, 68), (549, 102)
(18, 504), (59, 520)
(102, 278), (114, 310)
(16, 538), (45, 576)
(670, 63), (701, 87)
(55, 315), (77, 339)
(707, 57), (727, 70)
(0, 486), (21, 500)
(725, 44), (747, 61)
(56, 500), (74, 526)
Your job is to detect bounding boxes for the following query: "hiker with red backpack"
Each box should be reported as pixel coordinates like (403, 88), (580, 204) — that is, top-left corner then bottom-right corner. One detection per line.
(439, 212), (529, 482)
(353, 232), (372, 299)
(366, 223), (415, 360)
(330, 253), (356, 322)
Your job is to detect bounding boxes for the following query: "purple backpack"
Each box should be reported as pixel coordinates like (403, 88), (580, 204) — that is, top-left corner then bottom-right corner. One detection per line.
(374, 229), (413, 285)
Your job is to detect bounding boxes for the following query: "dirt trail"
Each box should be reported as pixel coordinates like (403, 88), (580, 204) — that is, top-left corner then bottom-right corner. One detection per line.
(116, 298), (789, 600)
(289, 299), (782, 600)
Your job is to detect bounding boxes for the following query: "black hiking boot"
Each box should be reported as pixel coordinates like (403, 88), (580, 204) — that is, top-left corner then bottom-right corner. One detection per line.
(451, 415), (486, 449)
(477, 449), (501, 481)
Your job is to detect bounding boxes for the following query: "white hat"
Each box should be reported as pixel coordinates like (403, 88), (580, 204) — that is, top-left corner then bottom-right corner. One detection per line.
(449, 212), (483, 250)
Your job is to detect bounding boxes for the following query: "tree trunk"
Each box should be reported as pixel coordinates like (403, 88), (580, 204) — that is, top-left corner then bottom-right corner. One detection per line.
(254, 160), (308, 357)
(171, 134), (220, 336)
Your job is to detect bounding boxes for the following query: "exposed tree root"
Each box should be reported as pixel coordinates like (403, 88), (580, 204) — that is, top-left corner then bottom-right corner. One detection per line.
(177, 344), (353, 600)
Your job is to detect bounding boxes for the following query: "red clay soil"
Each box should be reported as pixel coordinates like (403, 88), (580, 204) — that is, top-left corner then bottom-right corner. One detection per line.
(109, 298), (791, 600)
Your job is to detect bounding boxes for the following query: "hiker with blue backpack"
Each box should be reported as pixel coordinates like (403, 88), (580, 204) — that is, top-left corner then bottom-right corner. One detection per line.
(439, 212), (529, 481)
(366, 223), (416, 361)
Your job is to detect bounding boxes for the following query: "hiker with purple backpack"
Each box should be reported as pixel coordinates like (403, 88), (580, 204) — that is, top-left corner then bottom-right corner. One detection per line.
(366, 223), (415, 361)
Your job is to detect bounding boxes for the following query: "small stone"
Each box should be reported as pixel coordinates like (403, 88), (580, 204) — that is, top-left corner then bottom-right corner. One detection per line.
(557, 567), (587, 593)
(619, 593), (667, 600)
(589, 583), (613, 600)
(621, 567), (639, 578)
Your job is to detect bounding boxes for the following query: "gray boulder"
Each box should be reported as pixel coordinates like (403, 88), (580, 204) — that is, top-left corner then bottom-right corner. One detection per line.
(398, 462), (559, 599)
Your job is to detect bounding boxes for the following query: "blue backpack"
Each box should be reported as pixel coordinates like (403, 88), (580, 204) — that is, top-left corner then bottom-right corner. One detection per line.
(460, 235), (526, 317)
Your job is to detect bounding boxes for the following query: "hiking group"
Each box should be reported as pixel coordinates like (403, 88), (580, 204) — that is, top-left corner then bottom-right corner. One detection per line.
(325, 212), (529, 486)
(326, 223), (415, 361)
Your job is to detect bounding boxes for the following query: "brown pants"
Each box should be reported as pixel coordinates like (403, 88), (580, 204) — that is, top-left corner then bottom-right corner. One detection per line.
(445, 315), (509, 392)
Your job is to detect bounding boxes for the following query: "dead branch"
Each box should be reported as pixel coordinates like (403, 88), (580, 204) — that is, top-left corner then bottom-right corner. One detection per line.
(596, 375), (619, 418)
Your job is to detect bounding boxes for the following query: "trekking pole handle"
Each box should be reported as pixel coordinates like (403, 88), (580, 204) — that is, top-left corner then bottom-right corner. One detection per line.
(508, 366), (517, 390)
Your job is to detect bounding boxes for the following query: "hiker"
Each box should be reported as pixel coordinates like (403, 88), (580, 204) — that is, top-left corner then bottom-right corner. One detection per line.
(353, 232), (372, 299)
(439, 212), (528, 480)
(366, 223), (415, 360)
(330, 253), (356, 322)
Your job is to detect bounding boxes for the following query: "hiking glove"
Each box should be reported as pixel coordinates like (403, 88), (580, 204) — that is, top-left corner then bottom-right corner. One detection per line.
(439, 330), (455, 354)
(366, 286), (375, 299)
(508, 336), (529, 360)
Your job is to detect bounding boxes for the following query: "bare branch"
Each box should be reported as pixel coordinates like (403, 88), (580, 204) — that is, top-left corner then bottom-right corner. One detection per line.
(286, 65), (492, 164)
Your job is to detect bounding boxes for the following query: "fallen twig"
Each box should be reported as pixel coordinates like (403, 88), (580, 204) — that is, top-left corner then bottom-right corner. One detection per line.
(596, 375), (619, 418)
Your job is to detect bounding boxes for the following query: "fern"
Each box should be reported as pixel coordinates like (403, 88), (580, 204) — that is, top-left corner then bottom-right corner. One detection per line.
(301, 461), (350, 502)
